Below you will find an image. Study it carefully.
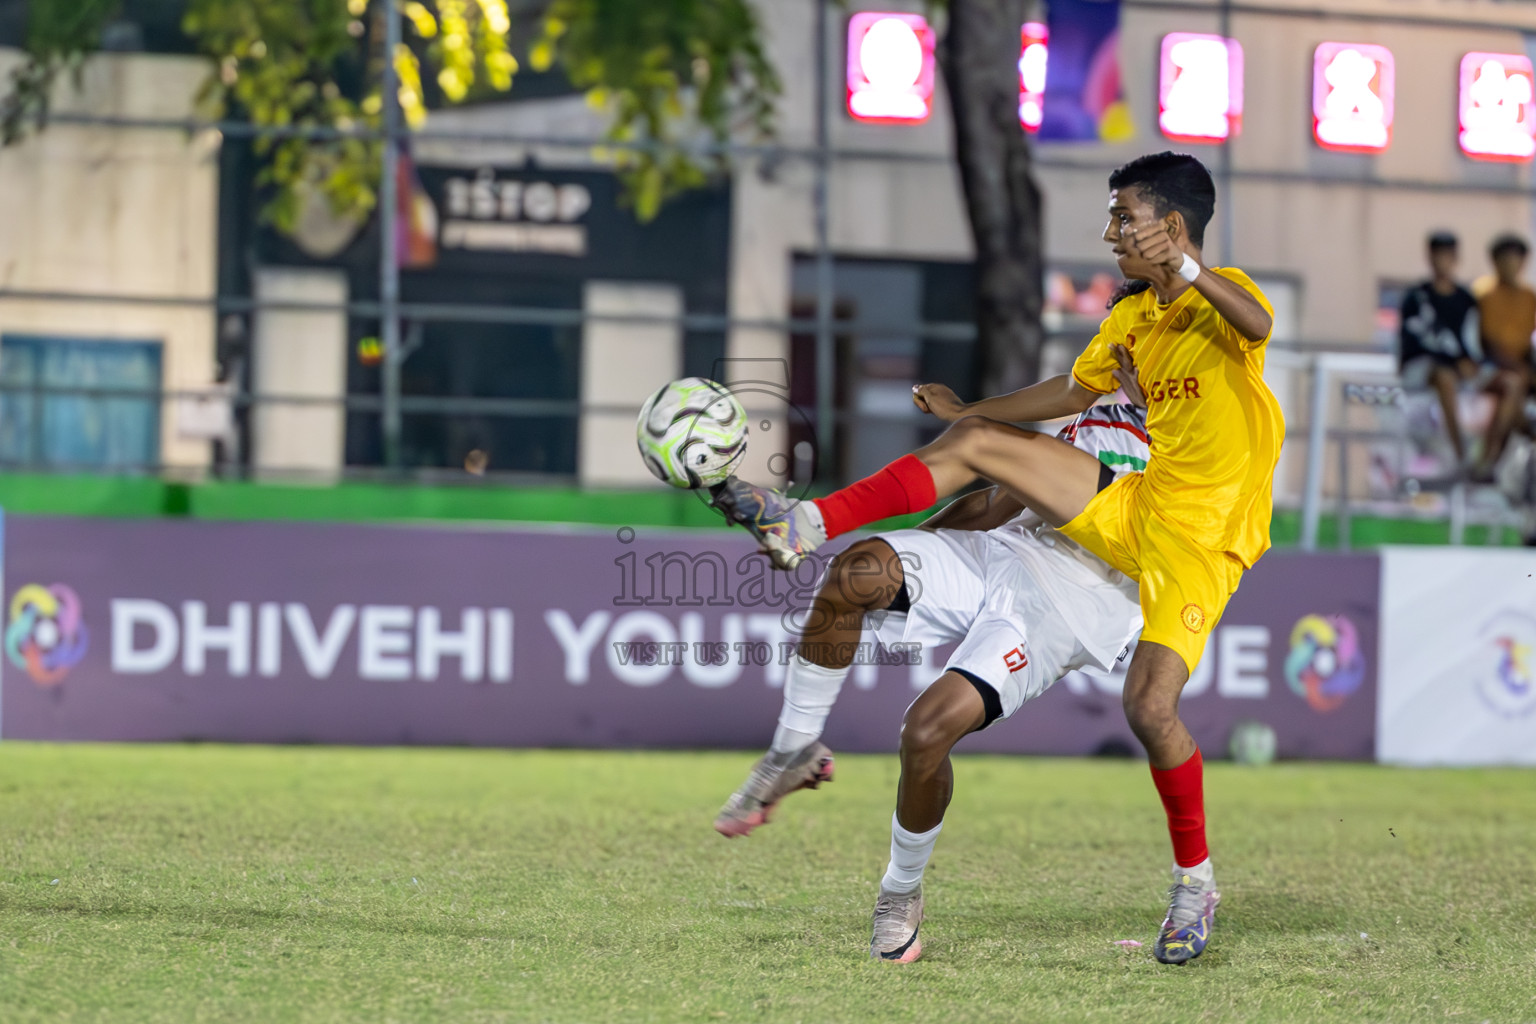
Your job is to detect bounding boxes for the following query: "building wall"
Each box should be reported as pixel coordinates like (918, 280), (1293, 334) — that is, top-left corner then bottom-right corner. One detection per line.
(579, 281), (683, 487)
(251, 268), (348, 479)
(0, 49), (220, 470)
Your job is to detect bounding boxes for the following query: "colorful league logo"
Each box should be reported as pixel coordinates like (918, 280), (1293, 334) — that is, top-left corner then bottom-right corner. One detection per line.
(5, 584), (89, 686)
(1492, 636), (1533, 695)
(1476, 610), (1536, 718)
(1284, 614), (1366, 712)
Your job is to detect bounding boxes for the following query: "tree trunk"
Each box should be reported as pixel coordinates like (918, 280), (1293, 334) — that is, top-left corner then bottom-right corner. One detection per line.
(940, 0), (1046, 398)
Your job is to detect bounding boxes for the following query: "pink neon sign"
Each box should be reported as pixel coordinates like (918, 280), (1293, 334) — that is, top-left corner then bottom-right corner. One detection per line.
(1158, 33), (1243, 143)
(1459, 51), (1536, 162)
(1018, 22), (1048, 133)
(1312, 43), (1394, 153)
(846, 12), (936, 124)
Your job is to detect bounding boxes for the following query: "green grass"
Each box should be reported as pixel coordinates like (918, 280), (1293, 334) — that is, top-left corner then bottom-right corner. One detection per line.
(1, 746), (1533, 1023)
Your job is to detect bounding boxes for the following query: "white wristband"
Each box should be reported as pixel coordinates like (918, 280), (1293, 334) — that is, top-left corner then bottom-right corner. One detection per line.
(1177, 253), (1201, 283)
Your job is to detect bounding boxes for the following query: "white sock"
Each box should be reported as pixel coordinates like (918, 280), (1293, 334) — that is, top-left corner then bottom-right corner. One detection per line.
(769, 654), (850, 759)
(803, 500), (827, 534)
(880, 813), (942, 894)
(1174, 857), (1215, 885)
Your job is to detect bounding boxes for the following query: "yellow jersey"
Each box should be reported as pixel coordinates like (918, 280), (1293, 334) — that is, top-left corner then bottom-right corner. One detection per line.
(1070, 267), (1284, 568)
(1476, 280), (1536, 370)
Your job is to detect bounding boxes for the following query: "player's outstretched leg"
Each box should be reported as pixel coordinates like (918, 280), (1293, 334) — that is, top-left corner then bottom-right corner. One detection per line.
(715, 539), (906, 836)
(1122, 640), (1220, 964)
(871, 672), (988, 962)
(714, 417), (1099, 569)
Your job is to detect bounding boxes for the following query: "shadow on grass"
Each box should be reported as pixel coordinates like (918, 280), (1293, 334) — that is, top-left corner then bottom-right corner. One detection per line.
(1, 900), (517, 942)
(1222, 886), (1356, 937)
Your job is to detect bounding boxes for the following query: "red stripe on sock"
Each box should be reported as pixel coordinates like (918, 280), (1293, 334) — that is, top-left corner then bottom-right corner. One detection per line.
(1151, 748), (1208, 868)
(814, 454), (938, 540)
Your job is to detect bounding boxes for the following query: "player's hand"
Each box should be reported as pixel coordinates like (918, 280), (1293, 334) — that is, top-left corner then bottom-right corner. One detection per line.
(912, 383), (966, 421)
(1457, 358), (1480, 380)
(1125, 224), (1186, 275)
(1110, 344), (1146, 407)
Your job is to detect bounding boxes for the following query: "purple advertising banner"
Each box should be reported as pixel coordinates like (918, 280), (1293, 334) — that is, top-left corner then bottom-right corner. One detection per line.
(0, 514), (1378, 758)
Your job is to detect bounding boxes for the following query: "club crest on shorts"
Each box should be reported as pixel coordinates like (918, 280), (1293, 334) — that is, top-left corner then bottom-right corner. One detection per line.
(1003, 646), (1030, 673)
(1181, 603), (1206, 633)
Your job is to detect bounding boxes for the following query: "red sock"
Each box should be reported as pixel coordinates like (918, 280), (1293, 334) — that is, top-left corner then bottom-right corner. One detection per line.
(814, 454), (938, 539)
(1151, 748), (1208, 868)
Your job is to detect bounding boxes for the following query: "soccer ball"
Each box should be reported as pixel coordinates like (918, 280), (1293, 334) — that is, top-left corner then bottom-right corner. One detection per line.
(635, 378), (749, 489)
(1228, 719), (1277, 765)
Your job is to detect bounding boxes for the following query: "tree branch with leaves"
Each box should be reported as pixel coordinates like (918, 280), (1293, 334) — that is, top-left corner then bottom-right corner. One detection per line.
(184, 0), (526, 232)
(0, 0), (120, 144)
(3, 0), (779, 231)
(535, 0), (778, 220)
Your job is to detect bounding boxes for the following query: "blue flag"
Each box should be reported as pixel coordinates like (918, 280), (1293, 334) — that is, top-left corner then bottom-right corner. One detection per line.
(1040, 0), (1132, 142)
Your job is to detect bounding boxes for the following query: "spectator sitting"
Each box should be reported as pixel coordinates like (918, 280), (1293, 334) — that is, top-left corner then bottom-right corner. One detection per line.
(1398, 230), (1481, 466)
(1473, 233), (1536, 476)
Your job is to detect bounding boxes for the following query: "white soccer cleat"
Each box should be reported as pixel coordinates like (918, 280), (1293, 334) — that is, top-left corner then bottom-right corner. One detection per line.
(708, 477), (827, 571)
(713, 742), (836, 837)
(870, 885), (924, 962)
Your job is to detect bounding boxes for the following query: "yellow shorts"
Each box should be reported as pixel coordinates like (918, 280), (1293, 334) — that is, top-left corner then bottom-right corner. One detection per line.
(1058, 472), (1245, 674)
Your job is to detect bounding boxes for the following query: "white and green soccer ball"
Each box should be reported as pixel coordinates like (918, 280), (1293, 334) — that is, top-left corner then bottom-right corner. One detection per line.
(1228, 719), (1278, 765)
(636, 377), (749, 489)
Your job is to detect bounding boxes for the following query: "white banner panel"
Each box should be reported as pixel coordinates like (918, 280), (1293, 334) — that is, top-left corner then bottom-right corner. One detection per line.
(1378, 546), (1536, 764)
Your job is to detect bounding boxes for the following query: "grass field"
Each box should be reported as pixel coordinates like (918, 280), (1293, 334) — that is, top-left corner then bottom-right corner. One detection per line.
(1, 745), (1533, 1023)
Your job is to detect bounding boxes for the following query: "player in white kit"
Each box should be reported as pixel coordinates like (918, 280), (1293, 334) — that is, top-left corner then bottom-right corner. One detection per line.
(714, 402), (1151, 962)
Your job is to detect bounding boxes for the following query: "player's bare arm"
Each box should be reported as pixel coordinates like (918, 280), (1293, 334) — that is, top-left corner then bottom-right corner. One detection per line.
(912, 374), (1097, 424)
(1109, 188), (1272, 343)
(1126, 225), (1272, 341)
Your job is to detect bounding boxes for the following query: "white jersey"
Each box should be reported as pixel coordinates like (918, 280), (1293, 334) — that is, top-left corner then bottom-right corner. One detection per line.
(870, 403), (1148, 723)
(988, 404), (1149, 669)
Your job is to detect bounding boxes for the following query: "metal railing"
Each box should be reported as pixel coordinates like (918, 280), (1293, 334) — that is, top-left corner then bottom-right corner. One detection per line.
(1274, 350), (1528, 549)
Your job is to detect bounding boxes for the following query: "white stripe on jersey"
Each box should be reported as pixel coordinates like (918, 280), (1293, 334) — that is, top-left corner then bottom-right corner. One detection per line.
(1058, 402), (1150, 478)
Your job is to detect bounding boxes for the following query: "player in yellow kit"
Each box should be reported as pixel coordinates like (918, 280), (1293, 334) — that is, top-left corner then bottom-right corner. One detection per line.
(713, 152), (1283, 963)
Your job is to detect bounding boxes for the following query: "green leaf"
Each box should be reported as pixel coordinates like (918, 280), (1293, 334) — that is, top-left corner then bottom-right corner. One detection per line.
(538, 0), (780, 218)
(634, 164), (663, 222)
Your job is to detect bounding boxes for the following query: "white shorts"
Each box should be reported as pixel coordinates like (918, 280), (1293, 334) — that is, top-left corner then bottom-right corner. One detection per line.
(867, 528), (1134, 726)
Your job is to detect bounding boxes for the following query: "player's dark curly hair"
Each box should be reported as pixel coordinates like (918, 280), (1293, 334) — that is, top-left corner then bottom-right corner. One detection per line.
(1107, 279), (1151, 308)
(1108, 152), (1216, 247)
